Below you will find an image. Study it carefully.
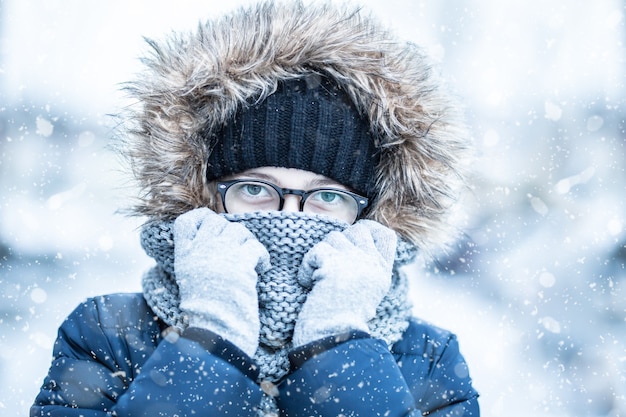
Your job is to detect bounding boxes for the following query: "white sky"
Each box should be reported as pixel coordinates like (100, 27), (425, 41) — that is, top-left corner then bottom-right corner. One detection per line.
(1, 1), (623, 119)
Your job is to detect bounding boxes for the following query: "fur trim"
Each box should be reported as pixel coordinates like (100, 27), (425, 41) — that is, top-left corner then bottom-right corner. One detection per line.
(115, 0), (470, 251)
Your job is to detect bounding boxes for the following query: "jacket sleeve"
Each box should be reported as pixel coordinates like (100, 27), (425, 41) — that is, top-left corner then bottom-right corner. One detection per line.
(114, 328), (263, 417)
(276, 332), (421, 417)
(277, 330), (479, 417)
(30, 296), (263, 417)
(395, 324), (480, 416)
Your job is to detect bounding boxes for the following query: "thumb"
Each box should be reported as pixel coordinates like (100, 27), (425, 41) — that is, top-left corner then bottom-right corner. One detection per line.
(296, 243), (328, 288)
(255, 245), (273, 275)
(296, 240), (340, 288)
(297, 255), (317, 289)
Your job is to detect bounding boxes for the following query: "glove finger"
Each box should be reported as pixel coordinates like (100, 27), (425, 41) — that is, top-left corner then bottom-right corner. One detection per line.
(257, 254), (272, 275)
(241, 239), (272, 274)
(343, 220), (397, 264)
(174, 208), (216, 259)
(174, 207), (212, 242)
(359, 220), (398, 262)
(297, 241), (334, 287)
(320, 229), (355, 251)
(193, 210), (238, 243)
(338, 221), (378, 253)
(296, 260), (316, 288)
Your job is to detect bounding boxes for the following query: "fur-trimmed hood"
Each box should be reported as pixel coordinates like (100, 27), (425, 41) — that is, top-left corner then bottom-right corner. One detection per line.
(116, 0), (470, 251)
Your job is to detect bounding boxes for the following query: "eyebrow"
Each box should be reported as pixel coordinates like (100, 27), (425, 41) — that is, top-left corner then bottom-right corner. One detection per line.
(307, 178), (348, 189)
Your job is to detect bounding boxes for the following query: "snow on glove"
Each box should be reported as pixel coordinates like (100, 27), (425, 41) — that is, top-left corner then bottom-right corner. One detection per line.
(174, 207), (271, 357)
(292, 219), (397, 347)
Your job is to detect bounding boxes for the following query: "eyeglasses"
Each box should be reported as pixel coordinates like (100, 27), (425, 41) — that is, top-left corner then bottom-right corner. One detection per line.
(217, 179), (368, 224)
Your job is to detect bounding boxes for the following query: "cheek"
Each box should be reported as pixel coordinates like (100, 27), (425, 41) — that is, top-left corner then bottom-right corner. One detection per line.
(215, 197), (226, 213)
(210, 187), (225, 213)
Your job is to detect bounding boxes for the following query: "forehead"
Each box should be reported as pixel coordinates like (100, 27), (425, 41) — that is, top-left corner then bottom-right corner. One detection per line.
(231, 166), (348, 189)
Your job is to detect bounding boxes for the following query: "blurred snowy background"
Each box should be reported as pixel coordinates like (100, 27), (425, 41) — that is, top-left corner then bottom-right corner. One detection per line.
(0, 0), (624, 416)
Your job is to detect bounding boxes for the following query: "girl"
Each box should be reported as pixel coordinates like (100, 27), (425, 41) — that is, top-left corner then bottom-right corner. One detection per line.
(32, 2), (479, 416)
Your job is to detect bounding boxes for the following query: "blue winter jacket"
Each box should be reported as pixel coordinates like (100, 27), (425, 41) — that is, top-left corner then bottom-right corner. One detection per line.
(31, 293), (479, 416)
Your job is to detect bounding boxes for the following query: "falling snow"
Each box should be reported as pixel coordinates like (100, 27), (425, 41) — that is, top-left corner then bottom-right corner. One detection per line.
(0, 1), (624, 416)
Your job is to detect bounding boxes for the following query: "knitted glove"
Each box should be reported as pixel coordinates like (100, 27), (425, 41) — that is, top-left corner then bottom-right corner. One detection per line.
(173, 208), (271, 357)
(292, 220), (397, 347)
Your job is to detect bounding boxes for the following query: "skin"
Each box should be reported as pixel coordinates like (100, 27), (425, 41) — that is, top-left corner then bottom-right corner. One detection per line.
(215, 166), (352, 213)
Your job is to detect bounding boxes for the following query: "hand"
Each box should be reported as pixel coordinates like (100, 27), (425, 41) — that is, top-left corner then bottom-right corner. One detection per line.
(174, 208), (271, 357)
(292, 220), (397, 347)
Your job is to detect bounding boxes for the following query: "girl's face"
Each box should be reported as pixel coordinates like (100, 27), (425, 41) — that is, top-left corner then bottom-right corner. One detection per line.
(215, 166), (368, 224)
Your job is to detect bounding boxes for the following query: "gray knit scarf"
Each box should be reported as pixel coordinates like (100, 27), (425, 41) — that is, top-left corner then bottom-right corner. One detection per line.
(140, 211), (416, 416)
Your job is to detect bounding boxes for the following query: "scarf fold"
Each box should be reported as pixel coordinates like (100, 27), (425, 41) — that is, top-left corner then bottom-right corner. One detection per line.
(140, 211), (416, 414)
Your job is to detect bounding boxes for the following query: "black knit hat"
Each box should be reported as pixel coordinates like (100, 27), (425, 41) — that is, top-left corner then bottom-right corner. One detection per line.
(206, 74), (379, 197)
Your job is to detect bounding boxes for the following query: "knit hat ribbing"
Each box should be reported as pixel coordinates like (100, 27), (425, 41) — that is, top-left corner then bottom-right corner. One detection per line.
(206, 74), (380, 197)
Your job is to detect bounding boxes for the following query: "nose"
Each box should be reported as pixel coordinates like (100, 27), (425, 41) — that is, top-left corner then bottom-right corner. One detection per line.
(281, 195), (301, 212)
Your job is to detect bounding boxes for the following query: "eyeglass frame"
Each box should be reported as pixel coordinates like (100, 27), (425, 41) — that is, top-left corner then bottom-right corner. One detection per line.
(216, 179), (369, 220)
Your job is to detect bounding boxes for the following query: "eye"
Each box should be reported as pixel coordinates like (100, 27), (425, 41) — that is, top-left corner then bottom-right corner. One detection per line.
(308, 189), (354, 208)
(230, 181), (274, 199)
(224, 181), (280, 213)
(304, 189), (359, 221)
(317, 191), (345, 204)
(242, 183), (266, 196)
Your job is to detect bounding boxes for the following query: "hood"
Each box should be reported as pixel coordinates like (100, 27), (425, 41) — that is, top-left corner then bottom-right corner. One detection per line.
(115, 0), (470, 252)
